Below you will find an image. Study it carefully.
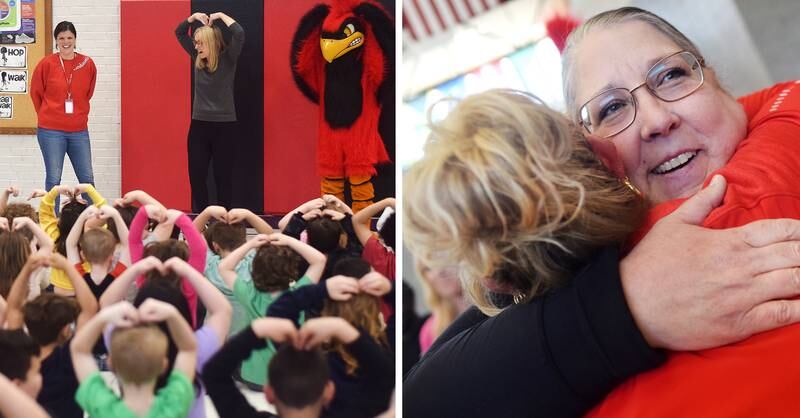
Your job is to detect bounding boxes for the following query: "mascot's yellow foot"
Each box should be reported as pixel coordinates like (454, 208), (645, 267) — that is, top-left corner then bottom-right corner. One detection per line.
(321, 177), (346, 202)
(350, 175), (374, 216)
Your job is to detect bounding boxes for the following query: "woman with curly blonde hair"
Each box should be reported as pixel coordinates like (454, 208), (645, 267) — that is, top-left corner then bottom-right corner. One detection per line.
(404, 90), (651, 417)
(404, 89), (643, 316)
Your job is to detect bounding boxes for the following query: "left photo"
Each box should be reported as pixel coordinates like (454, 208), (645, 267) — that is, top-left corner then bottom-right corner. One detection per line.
(0, 1), (397, 417)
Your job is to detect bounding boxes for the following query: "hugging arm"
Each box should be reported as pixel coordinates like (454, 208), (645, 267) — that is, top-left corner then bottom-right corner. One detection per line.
(406, 176), (800, 417)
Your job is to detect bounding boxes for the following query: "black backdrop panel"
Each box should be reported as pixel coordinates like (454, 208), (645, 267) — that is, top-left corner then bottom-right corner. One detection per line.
(191, 0), (265, 213)
(373, 0), (396, 202)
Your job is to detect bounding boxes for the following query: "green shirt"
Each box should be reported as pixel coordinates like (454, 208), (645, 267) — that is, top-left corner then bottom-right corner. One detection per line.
(75, 370), (194, 418)
(233, 274), (313, 386)
(205, 249), (255, 337)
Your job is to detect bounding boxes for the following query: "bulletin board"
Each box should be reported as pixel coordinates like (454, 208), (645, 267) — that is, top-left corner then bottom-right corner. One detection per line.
(0, 0), (51, 134)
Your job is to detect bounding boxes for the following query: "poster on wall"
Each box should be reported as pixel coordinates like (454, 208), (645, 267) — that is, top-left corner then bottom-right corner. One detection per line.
(0, 0), (21, 32)
(0, 0), (44, 134)
(0, 44), (25, 67)
(0, 95), (11, 118)
(0, 0), (34, 44)
(0, 69), (26, 92)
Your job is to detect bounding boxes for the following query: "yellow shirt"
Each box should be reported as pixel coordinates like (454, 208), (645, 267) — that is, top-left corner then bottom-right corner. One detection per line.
(39, 186), (106, 291)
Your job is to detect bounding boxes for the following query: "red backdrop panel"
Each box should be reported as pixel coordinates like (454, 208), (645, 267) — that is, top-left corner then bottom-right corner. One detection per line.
(121, 0), (191, 212)
(263, 1), (320, 213)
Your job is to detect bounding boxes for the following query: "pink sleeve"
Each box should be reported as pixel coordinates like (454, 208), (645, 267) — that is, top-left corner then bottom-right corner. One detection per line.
(174, 214), (207, 272)
(182, 278), (198, 328)
(129, 206), (148, 262)
(129, 207), (148, 288)
(419, 315), (436, 355)
(175, 213), (205, 327)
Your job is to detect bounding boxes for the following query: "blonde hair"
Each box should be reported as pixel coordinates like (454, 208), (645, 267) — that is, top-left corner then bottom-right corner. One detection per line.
(417, 263), (461, 339)
(404, 89), (644, 316)
(79, 228), (117, 264)
(194, 25), (224, 73)
(561, 7), (705, 120)
(110, 325), (168, 385)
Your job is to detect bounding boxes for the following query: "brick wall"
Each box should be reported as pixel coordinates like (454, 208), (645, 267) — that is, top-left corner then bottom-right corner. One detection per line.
(0, 0), (121, 204)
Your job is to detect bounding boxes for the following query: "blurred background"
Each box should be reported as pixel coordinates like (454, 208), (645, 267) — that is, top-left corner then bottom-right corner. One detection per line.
(401, 0), (800, 374)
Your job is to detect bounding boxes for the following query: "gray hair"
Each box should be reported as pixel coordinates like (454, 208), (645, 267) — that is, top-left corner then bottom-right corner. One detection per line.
(561, 7), (705, 121)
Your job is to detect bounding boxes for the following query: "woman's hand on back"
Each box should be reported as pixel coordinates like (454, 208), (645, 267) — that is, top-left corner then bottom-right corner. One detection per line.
(623, 175), (800, 350)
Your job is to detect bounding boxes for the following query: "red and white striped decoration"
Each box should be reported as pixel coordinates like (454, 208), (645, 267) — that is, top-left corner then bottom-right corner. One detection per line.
(403, 0), (511, 43)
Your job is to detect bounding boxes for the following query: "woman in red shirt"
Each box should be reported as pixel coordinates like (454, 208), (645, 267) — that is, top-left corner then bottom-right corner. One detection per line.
(30, 21), (97, 201)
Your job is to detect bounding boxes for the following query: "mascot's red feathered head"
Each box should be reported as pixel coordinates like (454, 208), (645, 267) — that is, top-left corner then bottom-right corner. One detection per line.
(290, 0), (394, 129)
(318, 0), (369, 63)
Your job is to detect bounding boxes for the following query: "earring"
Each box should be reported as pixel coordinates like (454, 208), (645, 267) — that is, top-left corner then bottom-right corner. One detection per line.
(622, 176), (643, 197)
(512, 291), (527, 305)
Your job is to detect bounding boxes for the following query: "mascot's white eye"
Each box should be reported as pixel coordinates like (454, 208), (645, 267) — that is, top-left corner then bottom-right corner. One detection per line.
(344, 24), (355, 37)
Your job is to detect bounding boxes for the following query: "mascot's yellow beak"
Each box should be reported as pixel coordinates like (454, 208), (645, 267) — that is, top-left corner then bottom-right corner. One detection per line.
(320, 31), (364, 63)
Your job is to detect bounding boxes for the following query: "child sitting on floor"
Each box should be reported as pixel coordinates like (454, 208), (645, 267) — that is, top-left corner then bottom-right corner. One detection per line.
(219, 232), (325, 389)
(39, 184), (108, 296)
(194, 205), (273, 337)
(267, 257), (394, 418)
(129, 204), (206, 327)
(67, 205), (132, 296)
(99, 255), (232, 418)
(0, 329), (42, 400)
(203, 316), (377, 418)
(70, 299), (197, 418)
(279, 196), (363, 279)
(0, 216), (53, 301)
(5, 253), (99, 418)
(352, 198), (395, 280)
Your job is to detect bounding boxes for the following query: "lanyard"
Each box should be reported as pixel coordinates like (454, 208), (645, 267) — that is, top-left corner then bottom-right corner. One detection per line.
(58, 55), (74, 100)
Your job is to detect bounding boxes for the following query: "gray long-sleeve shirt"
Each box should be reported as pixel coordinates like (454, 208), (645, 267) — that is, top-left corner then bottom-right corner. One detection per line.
(175, 19), (245, 122)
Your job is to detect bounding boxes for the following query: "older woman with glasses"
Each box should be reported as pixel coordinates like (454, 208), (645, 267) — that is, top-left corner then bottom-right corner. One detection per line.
(569, 8), (800, 418)
(404, 6), (800, 418)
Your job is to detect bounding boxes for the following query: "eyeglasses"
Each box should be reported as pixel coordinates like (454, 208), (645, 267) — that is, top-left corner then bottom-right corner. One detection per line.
(578, 51), (705, 139)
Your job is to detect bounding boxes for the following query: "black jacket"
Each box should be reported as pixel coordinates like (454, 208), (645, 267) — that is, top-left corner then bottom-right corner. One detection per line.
(403, 247), (665, 418)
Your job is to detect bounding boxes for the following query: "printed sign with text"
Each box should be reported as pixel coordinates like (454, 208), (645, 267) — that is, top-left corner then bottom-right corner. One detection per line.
(0, 95), (11, 118)
(0, 68), (26, 92)
(0, 44), (24, 67)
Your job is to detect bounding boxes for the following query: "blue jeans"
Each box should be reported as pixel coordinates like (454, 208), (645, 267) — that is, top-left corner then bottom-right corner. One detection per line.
(37, 128), (95, 207)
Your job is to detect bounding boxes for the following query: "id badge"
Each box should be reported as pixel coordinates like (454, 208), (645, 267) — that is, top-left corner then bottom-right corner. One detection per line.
(65, 98), (74, 114)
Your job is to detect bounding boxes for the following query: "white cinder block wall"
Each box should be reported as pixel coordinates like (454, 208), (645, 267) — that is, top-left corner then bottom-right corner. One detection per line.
(0, 0), (121, 204)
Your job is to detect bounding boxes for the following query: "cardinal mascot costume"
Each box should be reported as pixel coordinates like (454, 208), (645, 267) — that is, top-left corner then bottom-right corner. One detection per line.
(290, 0), (394, 213)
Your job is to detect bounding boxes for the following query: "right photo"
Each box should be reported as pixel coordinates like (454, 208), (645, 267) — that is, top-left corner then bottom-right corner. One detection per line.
(400, 0), (800, 417)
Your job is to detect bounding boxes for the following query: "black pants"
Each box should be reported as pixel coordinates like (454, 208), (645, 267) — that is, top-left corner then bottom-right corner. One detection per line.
(187, 119), (236, 212)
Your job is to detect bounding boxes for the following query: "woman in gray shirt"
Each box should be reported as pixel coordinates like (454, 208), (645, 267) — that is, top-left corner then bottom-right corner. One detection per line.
(175, 12), (244, 212)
